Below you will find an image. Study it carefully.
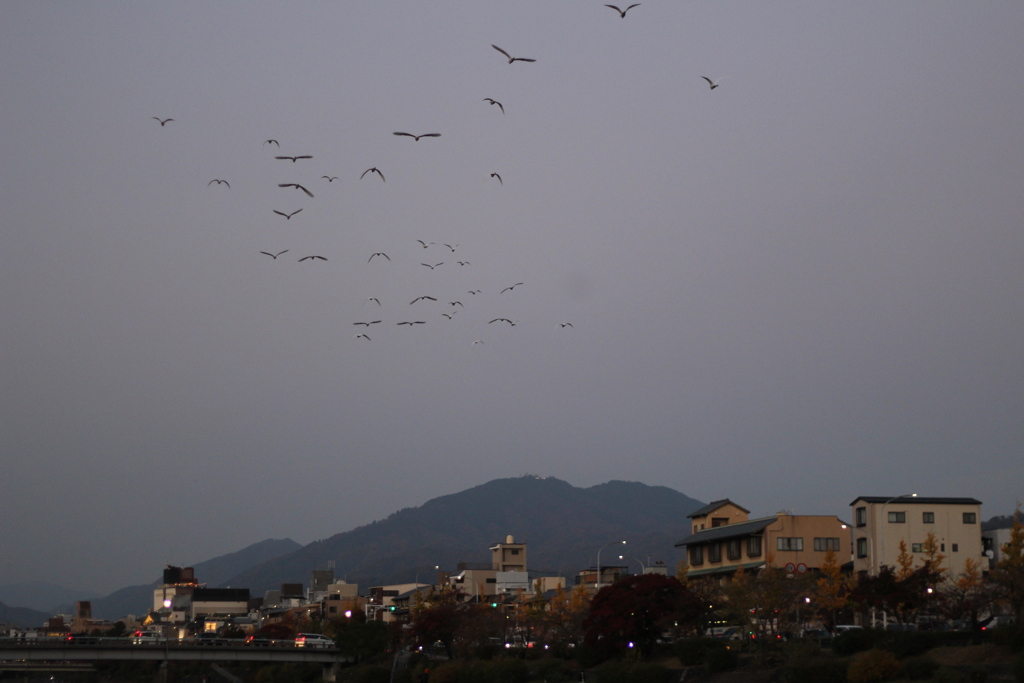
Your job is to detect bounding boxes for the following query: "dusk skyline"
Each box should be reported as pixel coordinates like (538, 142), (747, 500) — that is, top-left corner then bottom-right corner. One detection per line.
(2, 2), (1022, 596)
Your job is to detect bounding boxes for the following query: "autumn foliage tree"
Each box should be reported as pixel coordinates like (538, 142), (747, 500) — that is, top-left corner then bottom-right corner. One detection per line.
(583, 574), (695, 658)
(989, 509), (1024, 640)
(815, 548), (855, 631)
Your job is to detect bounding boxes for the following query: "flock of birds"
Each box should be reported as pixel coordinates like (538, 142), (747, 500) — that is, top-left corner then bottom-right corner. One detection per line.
(151, 3), (723, 346)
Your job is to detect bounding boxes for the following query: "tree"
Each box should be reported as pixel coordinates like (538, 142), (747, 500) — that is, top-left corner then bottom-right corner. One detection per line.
(920, 532), (946, 577)
(937, 558), (994, 642)
(583, 574), (692, 658)
(409, 585), (466, 659)
(815, 548), (855, 632)
(989, 508), (1024, 639)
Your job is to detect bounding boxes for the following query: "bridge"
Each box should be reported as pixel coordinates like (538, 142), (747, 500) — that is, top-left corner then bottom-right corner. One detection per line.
(0, 639), (354, 681)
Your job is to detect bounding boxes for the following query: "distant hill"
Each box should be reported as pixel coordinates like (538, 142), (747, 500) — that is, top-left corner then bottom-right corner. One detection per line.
(0, 581), (98, 615)
(0, 601), (52, 629)
(89, 538), (301, 620)
(982, 514), (1020, 531)
(223, 477), (704, 594)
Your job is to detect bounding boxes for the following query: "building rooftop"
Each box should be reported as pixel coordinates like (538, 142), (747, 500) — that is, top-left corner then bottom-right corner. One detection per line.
(687, 499), (750, 519)
(849, 496), (982, 506)
(675, 516), (777, 547)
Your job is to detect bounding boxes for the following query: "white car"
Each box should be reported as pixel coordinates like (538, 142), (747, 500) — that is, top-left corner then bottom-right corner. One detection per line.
(131, 630), (167, 645)
(294, 633), (334, 649)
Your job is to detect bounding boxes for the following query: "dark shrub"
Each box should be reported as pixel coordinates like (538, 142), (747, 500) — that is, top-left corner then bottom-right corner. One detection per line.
(847, 649), (900, 683)
(1014, 654), (1024, 683)
(901, 656), (939, 680)
(529, 658), (573, 683)
(833, 629), (885, 656)
(593, 661), (672, 683)
(781, 658), (848, 683)
(705, 646), (739, 674)
(879, 631), (938, 658)
(934, 666), (968, 683)
(673, 637), (726, 666)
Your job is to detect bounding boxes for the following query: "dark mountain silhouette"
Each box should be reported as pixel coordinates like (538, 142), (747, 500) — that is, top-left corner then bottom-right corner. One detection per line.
(223, 477), (704, 594)
(982, 514), (1020, 531)
(0, 601), (52, 629)
(89, 538), (301, 620)
(0, 581), (98, 615)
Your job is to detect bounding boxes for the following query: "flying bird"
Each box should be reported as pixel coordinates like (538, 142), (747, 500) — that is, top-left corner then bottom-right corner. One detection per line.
(393, 132), (441, 141)
(468, 290), (482, 295)
(364, 297), (382, 306)
(421, 262), (443, 270)
(397, 321), (426, 326)
(605, 3), (640, 17)
(416, 240), (429, 248)
(472, 340), (484, 345)
(450, 301), (464, 308)
(275, 155), (313, 162)
(492, 44), (535, 64)
(299, 255), (327, 261)
(322, 176), (338, 182)
(442, 244), (457, 252)
(279, 183), (314, 198)
(410, 296), (438, 304)
(353, 321), (382, 326)
(355, 334), (371, 340)
(273, 209), (303, 220)
(442, 313), (456, 320)
(483, 98), (505, 114)
(152, 117), (174, 126)
(208, 179), (230, 188)
(457, 261), (470, 266)
(560, 323), (574, 328)
(701, 76), (721, 90)
(489, 318), (515, 326)
(368, 252), (391, 262)
(490, 173), (502, 185)
(264, 139), (280, 147)
(259, 250), (289, 259)
(500, 282), (524, 294)
(360, 167), (385, 182)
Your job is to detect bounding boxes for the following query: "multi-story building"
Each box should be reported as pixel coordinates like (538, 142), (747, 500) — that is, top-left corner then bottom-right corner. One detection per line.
(850, 496), (983, 579)
(491, 535), (527, 572)
(675, 500), (850, 579)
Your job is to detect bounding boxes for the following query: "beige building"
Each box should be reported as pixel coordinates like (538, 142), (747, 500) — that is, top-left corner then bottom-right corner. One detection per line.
(850, 496), (983, 579)
(675, 500), (851, 578)
(491, 535), (526, 572)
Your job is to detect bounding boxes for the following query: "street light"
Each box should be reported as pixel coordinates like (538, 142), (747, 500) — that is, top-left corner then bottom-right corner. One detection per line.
(596, 540), (626, 588)
(877, 494), (917, 574)
(619, 555), (646, 575)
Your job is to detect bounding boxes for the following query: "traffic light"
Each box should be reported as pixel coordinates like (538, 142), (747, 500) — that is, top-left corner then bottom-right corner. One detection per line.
(389, 606), (396, 612)
(491, 602), (498, 608)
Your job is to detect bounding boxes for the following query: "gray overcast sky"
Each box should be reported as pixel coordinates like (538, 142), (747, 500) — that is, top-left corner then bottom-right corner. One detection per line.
(2, 2), (1022, 595)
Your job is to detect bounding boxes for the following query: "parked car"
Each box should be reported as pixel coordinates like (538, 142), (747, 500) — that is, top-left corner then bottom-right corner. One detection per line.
(65, 633), (101, 645)
(833, 624), (863, 635)
(294, 633), (334, 649)
(245, 635), (273, 647)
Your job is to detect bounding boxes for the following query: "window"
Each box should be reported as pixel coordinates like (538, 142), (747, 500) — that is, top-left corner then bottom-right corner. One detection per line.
(708, 543), (722, 563)
(912, 543), (923, 553)
(963, 513), (977, 524)
(856, 507), (867, 527)
(486, 578), (496, 584)
(712, 517), (729, 528)
(748, 536), (762, 557)
(940, 543), (945, 552)
(856, 538), (868, 558)
(814, 537), (840, 552)
(777, 537), (804, 552)
(690, 546), (704, 566)
(923, 512), (935, 524)
(888, 511), (906, 523)
(952, 543), (959, 552)
(510, 549), (520, 555)
(727, 539), (742, 561)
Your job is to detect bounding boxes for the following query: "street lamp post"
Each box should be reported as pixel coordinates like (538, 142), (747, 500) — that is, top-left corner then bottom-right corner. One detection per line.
(877, 494), (917, 574)
(619, 555), (646, 575)
(596, 540), (626, 588)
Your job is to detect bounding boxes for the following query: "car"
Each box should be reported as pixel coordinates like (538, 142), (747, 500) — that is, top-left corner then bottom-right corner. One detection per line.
(294, 633), (334, 649)
(245, 635), (273, 647)
(193, 632), (224, 646)
(833, 624), (863, 635)
(131, 630), (167, 645)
